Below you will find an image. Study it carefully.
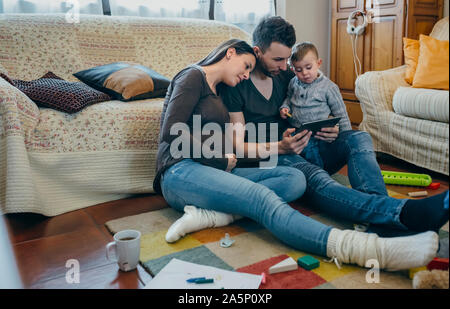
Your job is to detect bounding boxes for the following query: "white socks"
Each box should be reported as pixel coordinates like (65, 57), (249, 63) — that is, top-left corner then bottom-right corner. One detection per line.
(326, 228), (439, 271)
(165, 206), (242, 243)
(166, 209), (439, 271)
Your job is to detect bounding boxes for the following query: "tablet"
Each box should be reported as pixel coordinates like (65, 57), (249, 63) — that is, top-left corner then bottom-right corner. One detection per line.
(292, 117), (341, 136)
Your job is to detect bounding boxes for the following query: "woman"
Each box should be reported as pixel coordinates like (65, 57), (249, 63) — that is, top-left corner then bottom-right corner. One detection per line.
(154, 39), (438, 271)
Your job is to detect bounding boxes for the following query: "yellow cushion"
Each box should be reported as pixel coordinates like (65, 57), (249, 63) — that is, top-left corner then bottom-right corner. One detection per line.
(403, 38), (420, 84)
(412, 34), (449, 90)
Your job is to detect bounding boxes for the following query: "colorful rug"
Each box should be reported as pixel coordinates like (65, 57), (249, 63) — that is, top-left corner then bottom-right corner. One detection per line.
(105, 175), (449, 289)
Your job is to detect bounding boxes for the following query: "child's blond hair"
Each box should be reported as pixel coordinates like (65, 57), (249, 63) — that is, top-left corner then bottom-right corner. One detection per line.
(290, 42), (319, 64)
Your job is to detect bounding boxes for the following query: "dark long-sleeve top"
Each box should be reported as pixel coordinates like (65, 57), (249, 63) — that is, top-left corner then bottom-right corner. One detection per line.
(153, 65), (230, 194)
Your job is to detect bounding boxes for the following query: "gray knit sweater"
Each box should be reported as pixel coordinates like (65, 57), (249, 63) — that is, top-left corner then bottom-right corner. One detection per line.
(280, 72), (352, 132)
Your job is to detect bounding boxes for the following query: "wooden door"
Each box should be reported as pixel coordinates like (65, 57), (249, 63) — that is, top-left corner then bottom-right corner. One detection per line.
(330, 0), (406, 125)
(364, 0), (406, 72)
(330, 0), (444, 126)
(330, 0), (366, 102)
(406, 0), (444, 39)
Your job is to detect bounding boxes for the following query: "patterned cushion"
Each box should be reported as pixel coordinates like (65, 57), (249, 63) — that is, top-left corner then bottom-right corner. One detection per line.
(0, 72), (15, 85)
(393, 86), (449, 123)
(73, 62), (170, 101)
(4, 72), (111, 114)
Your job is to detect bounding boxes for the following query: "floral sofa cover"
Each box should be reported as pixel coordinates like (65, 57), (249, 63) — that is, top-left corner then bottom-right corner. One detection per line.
(0, 13), (250, 216)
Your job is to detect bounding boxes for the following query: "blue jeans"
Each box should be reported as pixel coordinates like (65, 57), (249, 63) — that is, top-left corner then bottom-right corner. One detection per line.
(161, 159), (332, 256)
(278, 130), (408, 232)
(302, 138), (324, 168)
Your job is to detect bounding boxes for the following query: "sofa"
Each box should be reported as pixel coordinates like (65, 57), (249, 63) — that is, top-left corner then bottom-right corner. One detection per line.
(0, 13), (250, 216)
(355, 17), (449, 176)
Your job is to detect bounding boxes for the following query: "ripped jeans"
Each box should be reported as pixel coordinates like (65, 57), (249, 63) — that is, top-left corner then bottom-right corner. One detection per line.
(278, 130), (409, 235)
(161, 160), (332, 256)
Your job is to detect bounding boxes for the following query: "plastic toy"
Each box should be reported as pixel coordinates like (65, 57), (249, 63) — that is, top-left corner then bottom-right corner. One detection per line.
(427, 257), (449, 271)
(219, 233), (235, 248)
(381, 171), (432, 186)
(268, 257), (298, 274)
(427, 182), (441, 190)
(297, 255), (320, 270)
(409, 266), (427, 279)
(408, 191), (428, 197)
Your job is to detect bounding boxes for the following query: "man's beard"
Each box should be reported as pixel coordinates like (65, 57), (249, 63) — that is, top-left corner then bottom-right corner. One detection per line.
(256, 61), (276, 78)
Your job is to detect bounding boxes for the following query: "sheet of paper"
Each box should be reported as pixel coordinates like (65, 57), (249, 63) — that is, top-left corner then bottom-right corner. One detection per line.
(144, 258), (262, 289)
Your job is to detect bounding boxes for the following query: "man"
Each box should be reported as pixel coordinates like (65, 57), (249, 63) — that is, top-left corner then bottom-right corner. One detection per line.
(165, 16), (448, 242)
(223, 16), (389, 204)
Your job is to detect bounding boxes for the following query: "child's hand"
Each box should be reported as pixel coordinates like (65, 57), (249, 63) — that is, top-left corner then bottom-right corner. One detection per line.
(315, 125), (339, 143)
(280, 108), (291, 119)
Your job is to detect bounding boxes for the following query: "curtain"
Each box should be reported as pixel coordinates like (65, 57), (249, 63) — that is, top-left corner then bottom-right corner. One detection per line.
(214, 0), (275, 33)
(1, 0), (103, 14)
(109, 0), (210, 19)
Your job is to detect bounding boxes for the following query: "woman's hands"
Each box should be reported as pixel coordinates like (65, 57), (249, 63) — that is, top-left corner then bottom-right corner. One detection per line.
(225, 153), (237, 172)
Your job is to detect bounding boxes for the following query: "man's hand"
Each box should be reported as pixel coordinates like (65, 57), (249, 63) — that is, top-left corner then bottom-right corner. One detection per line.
(279, 128), (312, 155)
(280, 108), (291, 119)
(315, 125), (339, 143)
(225, 153), (237, 172)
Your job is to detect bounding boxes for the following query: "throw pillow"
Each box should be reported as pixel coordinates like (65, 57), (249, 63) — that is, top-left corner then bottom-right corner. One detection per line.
(6, 72), (111, 113)
(412, 34), (449, 90)
(0, 72), (16, 86)
(403, 37), (420, 84)
(73, 62), (170, 101)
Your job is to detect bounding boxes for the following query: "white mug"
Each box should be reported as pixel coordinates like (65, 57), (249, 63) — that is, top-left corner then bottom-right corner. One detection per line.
(106, 230), (141, 272)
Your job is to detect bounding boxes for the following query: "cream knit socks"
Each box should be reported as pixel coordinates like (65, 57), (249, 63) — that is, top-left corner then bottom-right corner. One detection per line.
(326, 228), (439, 271)
(165, 205), (241, 243)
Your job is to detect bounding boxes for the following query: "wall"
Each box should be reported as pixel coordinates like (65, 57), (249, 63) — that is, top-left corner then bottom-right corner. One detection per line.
(277, 0), (449, 77)
(276, 0), (331, 76)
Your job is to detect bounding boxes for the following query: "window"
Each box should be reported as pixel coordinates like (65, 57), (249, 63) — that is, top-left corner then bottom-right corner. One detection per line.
(1, 0), (103, 14)
(109, 0), (209, 19)
(214, 0), (276, 33)
(0, 0), (275, 33)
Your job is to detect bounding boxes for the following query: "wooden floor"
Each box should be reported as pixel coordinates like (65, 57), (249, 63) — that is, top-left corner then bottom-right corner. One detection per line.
(3, 154), (449, 289)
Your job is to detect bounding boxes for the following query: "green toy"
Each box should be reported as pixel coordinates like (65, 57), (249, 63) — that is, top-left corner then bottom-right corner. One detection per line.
(297, 255), (320, 270)
(381, 171), (432, 187)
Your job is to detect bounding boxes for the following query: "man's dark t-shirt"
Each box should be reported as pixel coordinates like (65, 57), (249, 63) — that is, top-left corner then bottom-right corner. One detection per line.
(221, 69), (295, 143)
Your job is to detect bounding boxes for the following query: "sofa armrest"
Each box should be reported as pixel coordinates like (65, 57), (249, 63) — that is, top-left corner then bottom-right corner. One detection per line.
(355, 65), (410, 116)
(0, 77), (40, 139)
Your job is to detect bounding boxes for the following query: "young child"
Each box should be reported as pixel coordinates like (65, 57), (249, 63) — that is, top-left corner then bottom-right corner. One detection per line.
(280, 42), (352, 167)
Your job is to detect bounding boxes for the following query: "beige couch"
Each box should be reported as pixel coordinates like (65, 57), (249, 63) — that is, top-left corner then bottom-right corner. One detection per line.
(0, 13), (250, 216)
(355, 17), (449, 176)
